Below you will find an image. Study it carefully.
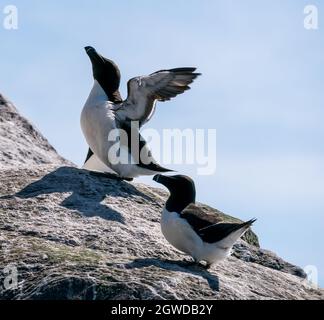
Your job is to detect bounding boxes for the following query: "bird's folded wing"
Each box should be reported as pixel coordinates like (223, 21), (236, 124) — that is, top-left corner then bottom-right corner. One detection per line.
(116, 68), (201, 125)
(180, 203), (222, 232)
(118, 121), (173, 172)
(197, 219), (256, 244)
(181, 203), (255, 243)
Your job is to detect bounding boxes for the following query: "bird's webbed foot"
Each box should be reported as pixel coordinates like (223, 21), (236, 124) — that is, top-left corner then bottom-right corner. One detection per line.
(89, 171), (133, 182)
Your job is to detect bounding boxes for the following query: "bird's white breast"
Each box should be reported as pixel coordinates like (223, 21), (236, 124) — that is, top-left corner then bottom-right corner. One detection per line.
(80, 81), (117, 168)
(161, 207), (203, 258)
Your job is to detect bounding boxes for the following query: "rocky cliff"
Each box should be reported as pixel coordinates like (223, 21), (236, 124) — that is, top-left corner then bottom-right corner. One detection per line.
(0, 94), (323, 300)
(0, 94), (69, 169)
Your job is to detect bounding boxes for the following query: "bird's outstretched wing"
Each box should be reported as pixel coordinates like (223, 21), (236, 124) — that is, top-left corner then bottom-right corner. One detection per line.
(181, 203), (256, 243)
(116, 68), (201, 125)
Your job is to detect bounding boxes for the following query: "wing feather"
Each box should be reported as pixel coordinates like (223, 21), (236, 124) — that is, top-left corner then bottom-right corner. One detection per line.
(116, 68), (201, 125)
(181, 203), (256, 244)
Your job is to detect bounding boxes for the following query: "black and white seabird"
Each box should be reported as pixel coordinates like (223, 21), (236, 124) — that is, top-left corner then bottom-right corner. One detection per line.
(153, 174), (257, 268)
(81, 46), (201, 180)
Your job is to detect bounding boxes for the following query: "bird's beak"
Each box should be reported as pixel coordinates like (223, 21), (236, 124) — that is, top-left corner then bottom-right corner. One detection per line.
(84, 46), (96, 55)
(84, 46), (98, 59)
(153, 174), (161, 183)
(84, 46), (104, 67)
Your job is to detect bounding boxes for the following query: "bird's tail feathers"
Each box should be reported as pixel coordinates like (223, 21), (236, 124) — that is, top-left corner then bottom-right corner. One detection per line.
(214, 218), (257, 248)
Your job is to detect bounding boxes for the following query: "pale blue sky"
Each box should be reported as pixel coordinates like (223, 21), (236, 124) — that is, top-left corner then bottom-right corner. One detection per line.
(1, 0), (323, 286)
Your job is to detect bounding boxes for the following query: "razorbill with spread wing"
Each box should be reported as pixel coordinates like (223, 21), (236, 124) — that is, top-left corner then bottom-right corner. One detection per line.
(153, 174), (257, 268)
(81, 46), (201, 180)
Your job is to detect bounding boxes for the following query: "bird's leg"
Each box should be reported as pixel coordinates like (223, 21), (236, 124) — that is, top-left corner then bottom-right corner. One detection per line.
(182, 257), (200, 267)
(202, 262), (212, 270)
(188, 260), (212, 269)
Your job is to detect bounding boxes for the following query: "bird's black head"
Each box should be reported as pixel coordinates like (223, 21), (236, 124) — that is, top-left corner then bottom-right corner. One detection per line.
(153, 174), (196, 213)
(84, 46), (122, 102)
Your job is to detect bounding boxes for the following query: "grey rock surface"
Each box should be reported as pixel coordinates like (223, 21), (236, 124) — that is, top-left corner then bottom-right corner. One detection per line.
(0, 93), (323, 300)
(0, 94), (69, 169)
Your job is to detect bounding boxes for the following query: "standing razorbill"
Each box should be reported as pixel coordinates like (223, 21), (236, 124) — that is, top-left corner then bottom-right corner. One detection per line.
(81, 46), (201, 180)
(153, 174), (256, 268)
